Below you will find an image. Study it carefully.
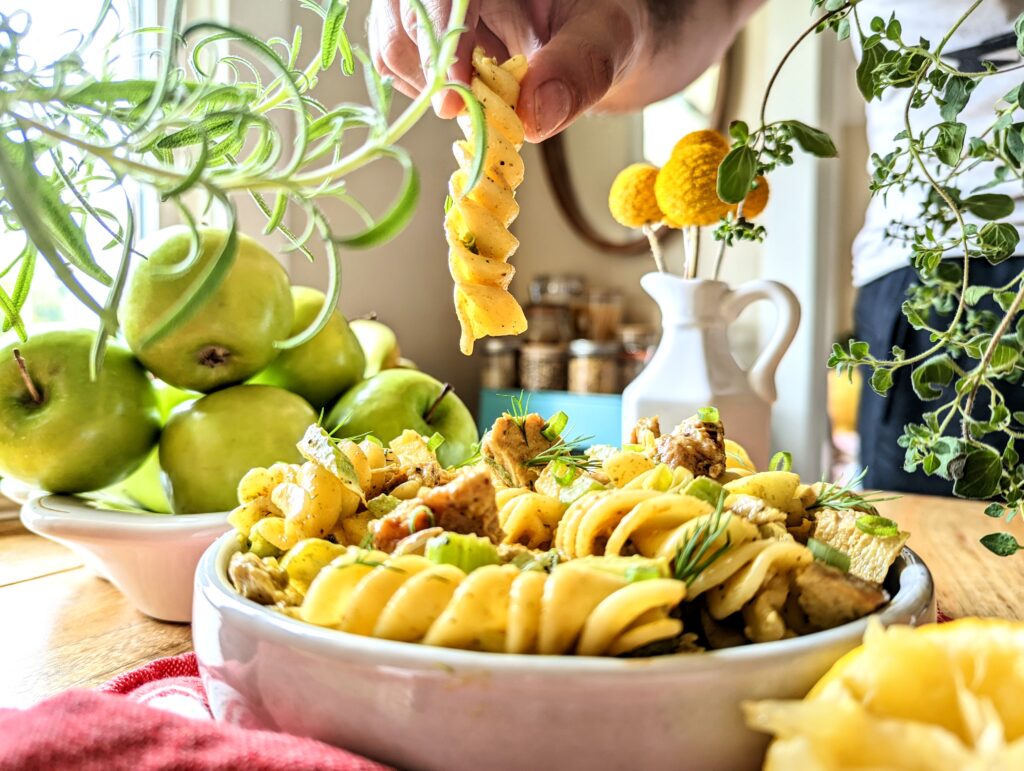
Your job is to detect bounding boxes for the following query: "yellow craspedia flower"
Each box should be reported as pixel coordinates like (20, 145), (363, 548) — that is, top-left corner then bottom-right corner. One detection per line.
(738, 175), (770, 219)
(655, 141), (731, 228)
(608, 163), (664, 228)
(671, 129), (730, 155)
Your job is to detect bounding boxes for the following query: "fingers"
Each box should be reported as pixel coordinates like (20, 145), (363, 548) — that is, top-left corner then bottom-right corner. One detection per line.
(369, 0), (425, 99)
(518, 4), (640, 142)
(400, 0), (480, 117)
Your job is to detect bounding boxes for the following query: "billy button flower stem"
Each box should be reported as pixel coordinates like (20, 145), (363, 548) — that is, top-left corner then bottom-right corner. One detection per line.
(13, 348), (42, 404)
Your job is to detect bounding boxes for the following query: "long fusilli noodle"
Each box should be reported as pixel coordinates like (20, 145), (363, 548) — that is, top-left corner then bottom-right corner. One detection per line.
(445, 48), (528, 355)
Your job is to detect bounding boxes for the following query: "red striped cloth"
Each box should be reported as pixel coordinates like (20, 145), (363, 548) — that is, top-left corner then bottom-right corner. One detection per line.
(0, 653), (389, 771)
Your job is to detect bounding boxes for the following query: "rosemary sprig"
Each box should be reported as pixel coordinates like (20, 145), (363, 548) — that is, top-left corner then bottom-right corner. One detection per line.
(0, 0), (483, 368)
(672, 493), (733, 585)
(808, 468), (901, 514)
(526, 434), (600, 472)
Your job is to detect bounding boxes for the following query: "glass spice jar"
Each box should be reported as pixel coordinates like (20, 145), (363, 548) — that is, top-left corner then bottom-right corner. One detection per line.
(578, 287), (624, 342)
(519, 342), (568, 391)
(619, 323), (659, 385)
(568, 339), (621, 394)
(529, 274), (585, 306)
(524, 303), (575, 343)
(479, 338), (520, 389)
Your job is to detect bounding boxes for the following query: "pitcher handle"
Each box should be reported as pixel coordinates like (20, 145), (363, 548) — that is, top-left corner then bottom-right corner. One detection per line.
(721, 280), (801, 404)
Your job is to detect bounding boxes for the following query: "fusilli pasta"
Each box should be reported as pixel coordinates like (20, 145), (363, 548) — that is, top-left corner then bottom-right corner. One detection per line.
(445, 48), (528, 355)
(496, 487), (566, 549)
(299, 548), (685, 656)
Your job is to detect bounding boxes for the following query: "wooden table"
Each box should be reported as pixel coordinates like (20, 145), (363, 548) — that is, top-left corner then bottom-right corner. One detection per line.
(2, 492), (1023, 709)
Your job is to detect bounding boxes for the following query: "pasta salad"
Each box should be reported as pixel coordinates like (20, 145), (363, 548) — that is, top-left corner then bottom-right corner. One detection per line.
(226, 405), (908, 657)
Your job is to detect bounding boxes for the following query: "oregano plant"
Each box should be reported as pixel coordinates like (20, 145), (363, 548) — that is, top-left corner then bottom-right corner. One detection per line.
(715, 0), (1024, 557)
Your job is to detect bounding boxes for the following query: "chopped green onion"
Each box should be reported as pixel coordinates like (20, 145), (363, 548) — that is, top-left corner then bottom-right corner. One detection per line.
(425, 532), (499, 573)
(407, 506), (434, 533)
(684, 477), (726, 507)
(366, 494), (400, 518)
(444, 194), (453, 214)
(552, 459), (577, 486)
(808, 537), (851, 573)
(541, 410), (568, 441)
(770, 451), (793, 472)
(855, 514), (900, 538)
(697, 406), (720, 423)
(624, 564), (662, 583)
(427, 432), (446, 452)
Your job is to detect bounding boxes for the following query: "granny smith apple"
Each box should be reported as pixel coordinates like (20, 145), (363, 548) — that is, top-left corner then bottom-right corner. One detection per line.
(326, 370), (477, 467)
(115, 380), (199, 513)
(160, 384), (315, 513)
(120, 226), (293, 393)
(0, 330), (160, 492)
(350, 318), (400, 377)
(249, 286), (365, 409)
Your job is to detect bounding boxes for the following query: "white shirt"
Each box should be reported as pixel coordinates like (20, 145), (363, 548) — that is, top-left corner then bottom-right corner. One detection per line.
(853, 0), (1024, 286)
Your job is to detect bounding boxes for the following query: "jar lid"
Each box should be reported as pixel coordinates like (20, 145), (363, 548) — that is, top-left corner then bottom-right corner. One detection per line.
(521, 342), (569, 357)
(525, 303), (573, 319)
(586, 286), (623, 302)
(569, 338), (621, 357)
(619, 323), (658, 345)
(482, 337), (521, 353)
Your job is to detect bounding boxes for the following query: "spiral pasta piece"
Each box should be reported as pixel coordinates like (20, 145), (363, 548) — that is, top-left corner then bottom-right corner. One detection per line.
(299, 549), (686, 656)
(496, 487), (567, 549)
(446, 48), (529, 355)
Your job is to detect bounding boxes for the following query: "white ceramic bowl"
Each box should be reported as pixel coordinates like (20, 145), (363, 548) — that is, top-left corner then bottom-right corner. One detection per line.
(193, 533), (935, 771)
(22, 494), (228, 622)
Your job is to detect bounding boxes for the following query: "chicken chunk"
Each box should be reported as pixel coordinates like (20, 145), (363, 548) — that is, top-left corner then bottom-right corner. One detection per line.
(793, 562), (888, 630)
(228, 552), (299, 607)
(654, 416), (726, 478)
(629, 416), (662, 445)
(727, 494), (789, 525)
(371, 468), (502, 552)
(811, 508), (908, 584)
(480, 413), (556, 488)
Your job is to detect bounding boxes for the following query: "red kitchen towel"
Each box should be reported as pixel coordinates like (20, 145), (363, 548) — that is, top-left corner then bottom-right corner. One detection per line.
(0, 653), (390, 771)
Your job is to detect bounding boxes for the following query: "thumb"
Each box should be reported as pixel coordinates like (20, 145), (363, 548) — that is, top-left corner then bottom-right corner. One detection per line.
(518, 7), (638, 142)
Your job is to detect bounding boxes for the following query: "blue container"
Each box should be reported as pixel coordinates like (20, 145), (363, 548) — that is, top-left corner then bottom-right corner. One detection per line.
(477, 389), (623, 448)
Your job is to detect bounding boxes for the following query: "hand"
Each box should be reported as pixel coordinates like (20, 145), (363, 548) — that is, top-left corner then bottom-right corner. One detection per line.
(369, 0), (655, 142)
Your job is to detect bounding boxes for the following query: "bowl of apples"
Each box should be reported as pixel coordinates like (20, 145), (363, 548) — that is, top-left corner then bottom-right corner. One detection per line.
(4, 227), (479, 622)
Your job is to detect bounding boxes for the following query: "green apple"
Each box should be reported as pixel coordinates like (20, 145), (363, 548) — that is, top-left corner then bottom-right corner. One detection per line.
(115, 381), (200, 513)
(120, 226), (293, 393)
(160, 384), (315, 513)
(350, 318), (400, 377)
(249, 286), (365, 409)
(0, 330), (160, 492)
(326, 370), (477, 467)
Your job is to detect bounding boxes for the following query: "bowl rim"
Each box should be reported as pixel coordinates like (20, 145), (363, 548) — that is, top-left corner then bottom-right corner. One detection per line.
(22, 492), (228, 534)
(194, 531), (935, 674)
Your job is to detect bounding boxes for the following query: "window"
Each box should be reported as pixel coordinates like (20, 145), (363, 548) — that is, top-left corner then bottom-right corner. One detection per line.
(0, 0), (155, 330)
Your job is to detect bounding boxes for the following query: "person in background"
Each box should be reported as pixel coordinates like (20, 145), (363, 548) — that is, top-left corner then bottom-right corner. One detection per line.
(370, 0), (1024, 495)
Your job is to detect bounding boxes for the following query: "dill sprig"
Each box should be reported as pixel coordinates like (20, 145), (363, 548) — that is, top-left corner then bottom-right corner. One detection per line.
(808, 468), (900, 513)
(672, 493), (733, 585)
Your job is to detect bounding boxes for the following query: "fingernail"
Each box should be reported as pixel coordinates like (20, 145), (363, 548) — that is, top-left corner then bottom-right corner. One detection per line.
(533, 80), (572, 138)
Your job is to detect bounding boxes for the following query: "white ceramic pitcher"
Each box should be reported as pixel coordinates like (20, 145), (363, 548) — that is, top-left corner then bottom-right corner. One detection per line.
(621, 273), (801, 469)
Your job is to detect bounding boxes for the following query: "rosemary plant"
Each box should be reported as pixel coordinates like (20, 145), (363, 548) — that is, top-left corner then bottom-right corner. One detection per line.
(0, 0), (485, 373)
(715, 0), (1024, 556)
